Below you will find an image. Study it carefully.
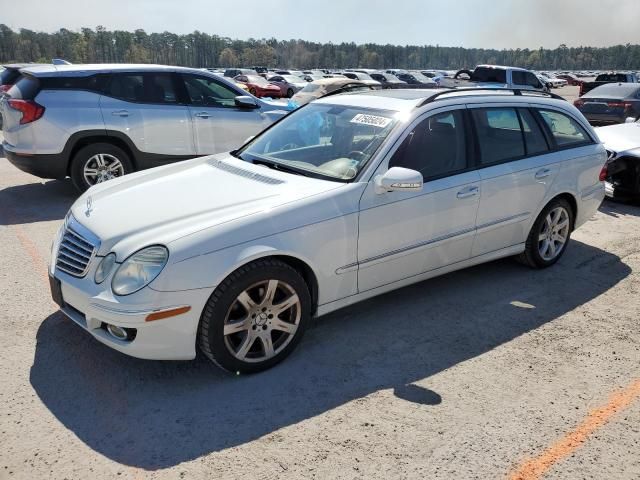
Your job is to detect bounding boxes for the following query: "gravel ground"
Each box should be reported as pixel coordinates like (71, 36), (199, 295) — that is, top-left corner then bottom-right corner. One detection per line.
(1, 114), (639, 480)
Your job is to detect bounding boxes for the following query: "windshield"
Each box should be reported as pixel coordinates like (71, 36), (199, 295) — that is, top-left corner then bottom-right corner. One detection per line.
(246, 75), (268, 85)
(282, 75), (304, 83)
(409, 72), (431, 82)
(299, 83), (322, 93)
(596, 73), (629, 82)
(237, 104), (399, 181)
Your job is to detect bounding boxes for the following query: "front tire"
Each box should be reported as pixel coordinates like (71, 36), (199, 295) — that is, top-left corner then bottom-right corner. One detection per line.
(517, 198), (574, 268)
(70, 143), (133, 192)
(286, 88), (294, 98)
(198, 259), (312, 373)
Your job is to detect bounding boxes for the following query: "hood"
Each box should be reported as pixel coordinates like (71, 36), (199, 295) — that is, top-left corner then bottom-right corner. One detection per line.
(71, 154), (341, 257)
(596, 122), (640, 154)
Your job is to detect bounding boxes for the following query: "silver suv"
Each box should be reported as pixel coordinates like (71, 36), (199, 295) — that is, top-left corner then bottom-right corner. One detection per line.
(1, 64), (287, 191)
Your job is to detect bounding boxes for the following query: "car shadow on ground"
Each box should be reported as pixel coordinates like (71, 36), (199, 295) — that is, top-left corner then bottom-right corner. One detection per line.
(30, 240), (630, 470)
(598, 197), (640, 218)
(0, 179), (76, 225)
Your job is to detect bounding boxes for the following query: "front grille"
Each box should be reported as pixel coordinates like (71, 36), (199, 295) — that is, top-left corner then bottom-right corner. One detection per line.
(56, 218), (99, 277)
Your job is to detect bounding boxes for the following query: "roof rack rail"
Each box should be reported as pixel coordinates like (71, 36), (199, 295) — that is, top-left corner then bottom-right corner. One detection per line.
(418, 87), (566, 107)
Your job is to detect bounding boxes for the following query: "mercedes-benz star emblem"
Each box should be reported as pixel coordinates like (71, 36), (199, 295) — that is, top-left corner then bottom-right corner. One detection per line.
(85, 195), (93, 217)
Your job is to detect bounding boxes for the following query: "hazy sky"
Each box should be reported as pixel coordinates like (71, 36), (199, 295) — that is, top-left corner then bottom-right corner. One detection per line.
(2, 0), (639, 49)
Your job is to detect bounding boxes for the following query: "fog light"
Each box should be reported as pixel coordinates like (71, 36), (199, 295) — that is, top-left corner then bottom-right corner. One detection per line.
(106, 323), (129, 341)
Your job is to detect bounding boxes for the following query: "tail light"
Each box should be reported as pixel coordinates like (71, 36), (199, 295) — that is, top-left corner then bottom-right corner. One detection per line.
(574, 99), (584, 108)
(606, 101), (633, 110)
(7, 99), (45, 124)
(0, 84), (11, 93)
(599, 163), (608, 182)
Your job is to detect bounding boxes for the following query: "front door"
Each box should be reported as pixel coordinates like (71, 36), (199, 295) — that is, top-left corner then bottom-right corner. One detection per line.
(357, 108), (481, 292)
(180, 74), (270, 155)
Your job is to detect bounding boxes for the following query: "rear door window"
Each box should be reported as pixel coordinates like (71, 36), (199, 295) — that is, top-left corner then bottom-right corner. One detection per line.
(107, 73), (177, 104)
(471, 108), (525, 165)
(537, 109), (592, 147)
(518, 108), (549, 155)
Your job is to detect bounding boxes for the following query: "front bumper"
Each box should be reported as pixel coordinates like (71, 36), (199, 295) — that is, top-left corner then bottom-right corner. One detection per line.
(50, 271), (213, 360)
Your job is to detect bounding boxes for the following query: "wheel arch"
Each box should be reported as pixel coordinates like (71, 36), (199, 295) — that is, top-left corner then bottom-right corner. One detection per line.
(547, 192), (578, 228)
(224, 246), (320, 316)
(64, 130), (138, 175)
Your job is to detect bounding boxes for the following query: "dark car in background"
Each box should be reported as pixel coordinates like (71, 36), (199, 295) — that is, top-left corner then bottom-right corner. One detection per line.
(369, 72), (407, 89)
(224, 68), (258, 78)
(574, 83), (640, 125)
(396, 71), (437, 87)
(579, 72), (639, 96)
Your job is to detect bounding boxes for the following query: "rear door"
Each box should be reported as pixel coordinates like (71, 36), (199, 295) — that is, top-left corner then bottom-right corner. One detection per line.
(469, 105), (560, 256)
(180, 73), (270, 154)
(100, 72), (195, 162)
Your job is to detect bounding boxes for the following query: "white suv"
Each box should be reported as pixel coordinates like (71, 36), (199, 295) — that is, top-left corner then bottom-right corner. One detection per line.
(1, 64), (286, 191)
(49, 88), (606, 373)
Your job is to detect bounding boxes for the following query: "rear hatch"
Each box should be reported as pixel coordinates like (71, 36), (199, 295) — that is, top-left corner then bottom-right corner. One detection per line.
(0, 74), (42, 143)
(0, 67), (23, 129)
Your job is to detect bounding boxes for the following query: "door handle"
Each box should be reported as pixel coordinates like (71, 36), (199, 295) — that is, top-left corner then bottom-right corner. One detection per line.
(535, 168), (552, 179)
(456, 186), (479, 199)
(194, 112), (211, 118)
(111, 110), (129, 117)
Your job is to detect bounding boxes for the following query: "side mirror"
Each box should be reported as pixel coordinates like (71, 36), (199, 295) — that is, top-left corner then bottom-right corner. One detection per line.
(625, 117), (637, 124)
(375, 167), (423, 194)
(234, 95), (259, 109)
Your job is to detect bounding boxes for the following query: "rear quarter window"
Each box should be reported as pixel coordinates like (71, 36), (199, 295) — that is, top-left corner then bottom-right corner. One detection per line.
(537, 109), (592, 148)
(0, 68), (20, 85)
(7, 75), (40, 100)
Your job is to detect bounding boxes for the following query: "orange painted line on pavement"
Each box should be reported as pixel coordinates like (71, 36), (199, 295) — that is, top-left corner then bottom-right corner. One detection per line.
(10, 223), (51, 285)
(509, 378), (640, 480)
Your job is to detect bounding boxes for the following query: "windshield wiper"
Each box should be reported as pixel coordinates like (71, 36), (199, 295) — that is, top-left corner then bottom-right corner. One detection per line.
(251, 157), (310, 177)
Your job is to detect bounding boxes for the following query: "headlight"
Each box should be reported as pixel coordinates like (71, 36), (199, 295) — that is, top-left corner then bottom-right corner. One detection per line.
(94, 253), (116, 284)
(111, 246), (169, 296)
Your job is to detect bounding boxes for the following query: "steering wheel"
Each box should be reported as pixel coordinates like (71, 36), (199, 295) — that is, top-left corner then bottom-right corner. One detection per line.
(348, 150), (366, 161)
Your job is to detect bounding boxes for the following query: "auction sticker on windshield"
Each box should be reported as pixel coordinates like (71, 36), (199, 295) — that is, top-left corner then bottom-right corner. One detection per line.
(351, 113), (392, 128)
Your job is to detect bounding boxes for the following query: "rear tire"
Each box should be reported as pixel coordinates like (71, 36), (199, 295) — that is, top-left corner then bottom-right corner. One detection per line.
(249, 87), (257, 96)
(517, 198), (574, 269)
(198, 259), (311, 374)
(70, 143), (133, 192)
(286, 88), (294, 98)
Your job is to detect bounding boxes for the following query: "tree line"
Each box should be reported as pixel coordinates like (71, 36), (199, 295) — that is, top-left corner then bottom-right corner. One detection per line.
(1, 24), (639, 71)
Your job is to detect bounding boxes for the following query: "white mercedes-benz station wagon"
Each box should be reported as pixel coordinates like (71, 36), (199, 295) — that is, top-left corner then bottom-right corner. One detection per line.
(49, 88), (606, 372)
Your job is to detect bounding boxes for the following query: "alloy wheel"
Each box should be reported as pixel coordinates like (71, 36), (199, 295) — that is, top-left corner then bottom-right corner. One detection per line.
(538, 206), (570, 261)
(83, 153), (125, 185)
(223, 279), (301, 363)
